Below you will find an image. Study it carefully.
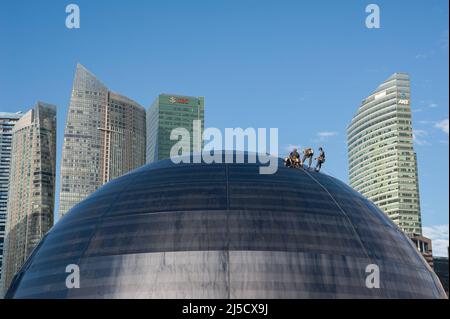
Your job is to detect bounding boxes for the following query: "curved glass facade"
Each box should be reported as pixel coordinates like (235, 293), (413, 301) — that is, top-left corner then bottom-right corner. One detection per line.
(347, 73), (422, 236)
(5, 155), (446, 298)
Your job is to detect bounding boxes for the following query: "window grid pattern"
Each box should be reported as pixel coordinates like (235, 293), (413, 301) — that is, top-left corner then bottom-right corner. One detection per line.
(347, 73), (422, 236)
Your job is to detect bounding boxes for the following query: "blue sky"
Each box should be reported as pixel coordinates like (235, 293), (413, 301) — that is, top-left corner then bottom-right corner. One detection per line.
(0, 0), (448, 255)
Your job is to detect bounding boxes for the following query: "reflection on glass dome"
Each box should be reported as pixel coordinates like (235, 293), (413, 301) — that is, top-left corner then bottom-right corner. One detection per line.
(5, 153), (446, 299)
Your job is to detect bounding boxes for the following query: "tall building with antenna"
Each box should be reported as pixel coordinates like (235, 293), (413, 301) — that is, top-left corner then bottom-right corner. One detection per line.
(58, 64), (146, 218)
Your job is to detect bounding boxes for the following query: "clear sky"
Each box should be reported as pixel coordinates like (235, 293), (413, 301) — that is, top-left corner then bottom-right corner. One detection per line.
(0, 0), (448, 255)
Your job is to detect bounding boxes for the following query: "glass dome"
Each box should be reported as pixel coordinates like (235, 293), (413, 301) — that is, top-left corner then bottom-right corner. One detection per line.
(5, 154), (446, 298)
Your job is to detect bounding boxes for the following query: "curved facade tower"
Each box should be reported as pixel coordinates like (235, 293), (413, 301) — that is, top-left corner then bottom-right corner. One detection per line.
(5, 155), (446, 299)
(347, 73), (422, 236)
(58, 64), (146, 218)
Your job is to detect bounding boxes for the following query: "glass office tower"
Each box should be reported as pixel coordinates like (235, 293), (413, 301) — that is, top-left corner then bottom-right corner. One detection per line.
(58, 64), (146, 218)
(0, 112), (23, 283)
(146, 94), (204, 163)
(347, 73), (422, 236)
(0, 102), (56, 296)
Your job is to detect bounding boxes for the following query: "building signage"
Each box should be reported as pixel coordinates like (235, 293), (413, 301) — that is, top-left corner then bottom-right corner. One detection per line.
(169, 96), (189, 104)
(398, 99), (409, 105)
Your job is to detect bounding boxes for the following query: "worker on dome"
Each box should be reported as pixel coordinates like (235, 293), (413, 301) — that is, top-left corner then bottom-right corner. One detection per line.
(284, 148), (301, 168)
(302, 147), (314, 169)
(315, 147), (326, 172)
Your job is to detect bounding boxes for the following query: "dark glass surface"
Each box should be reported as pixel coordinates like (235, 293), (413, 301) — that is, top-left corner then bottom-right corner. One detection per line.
(433, 257), (449, 296)
(5, 154), (447, 298)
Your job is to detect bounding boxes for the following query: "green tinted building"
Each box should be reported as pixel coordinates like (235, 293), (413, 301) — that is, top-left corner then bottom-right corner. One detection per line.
(146, 94), (204, 163)
(347, 73), (422, 236)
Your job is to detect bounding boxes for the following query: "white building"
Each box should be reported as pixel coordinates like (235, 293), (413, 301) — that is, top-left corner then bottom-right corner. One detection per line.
(347, 73), (422, 236)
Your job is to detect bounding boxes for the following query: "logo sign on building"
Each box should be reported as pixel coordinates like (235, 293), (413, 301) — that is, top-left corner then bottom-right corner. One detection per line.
(169, 96), (189, 104)
(398, 99), (409, 105)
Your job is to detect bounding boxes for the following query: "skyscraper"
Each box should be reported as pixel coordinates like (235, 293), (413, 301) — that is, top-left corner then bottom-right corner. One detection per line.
(347, 73), (422, 236)
(58, 64), (146, 218)
(0, 112), (23, 283)
(1, 102), (56, 295)
(146, 94), (204, 163)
